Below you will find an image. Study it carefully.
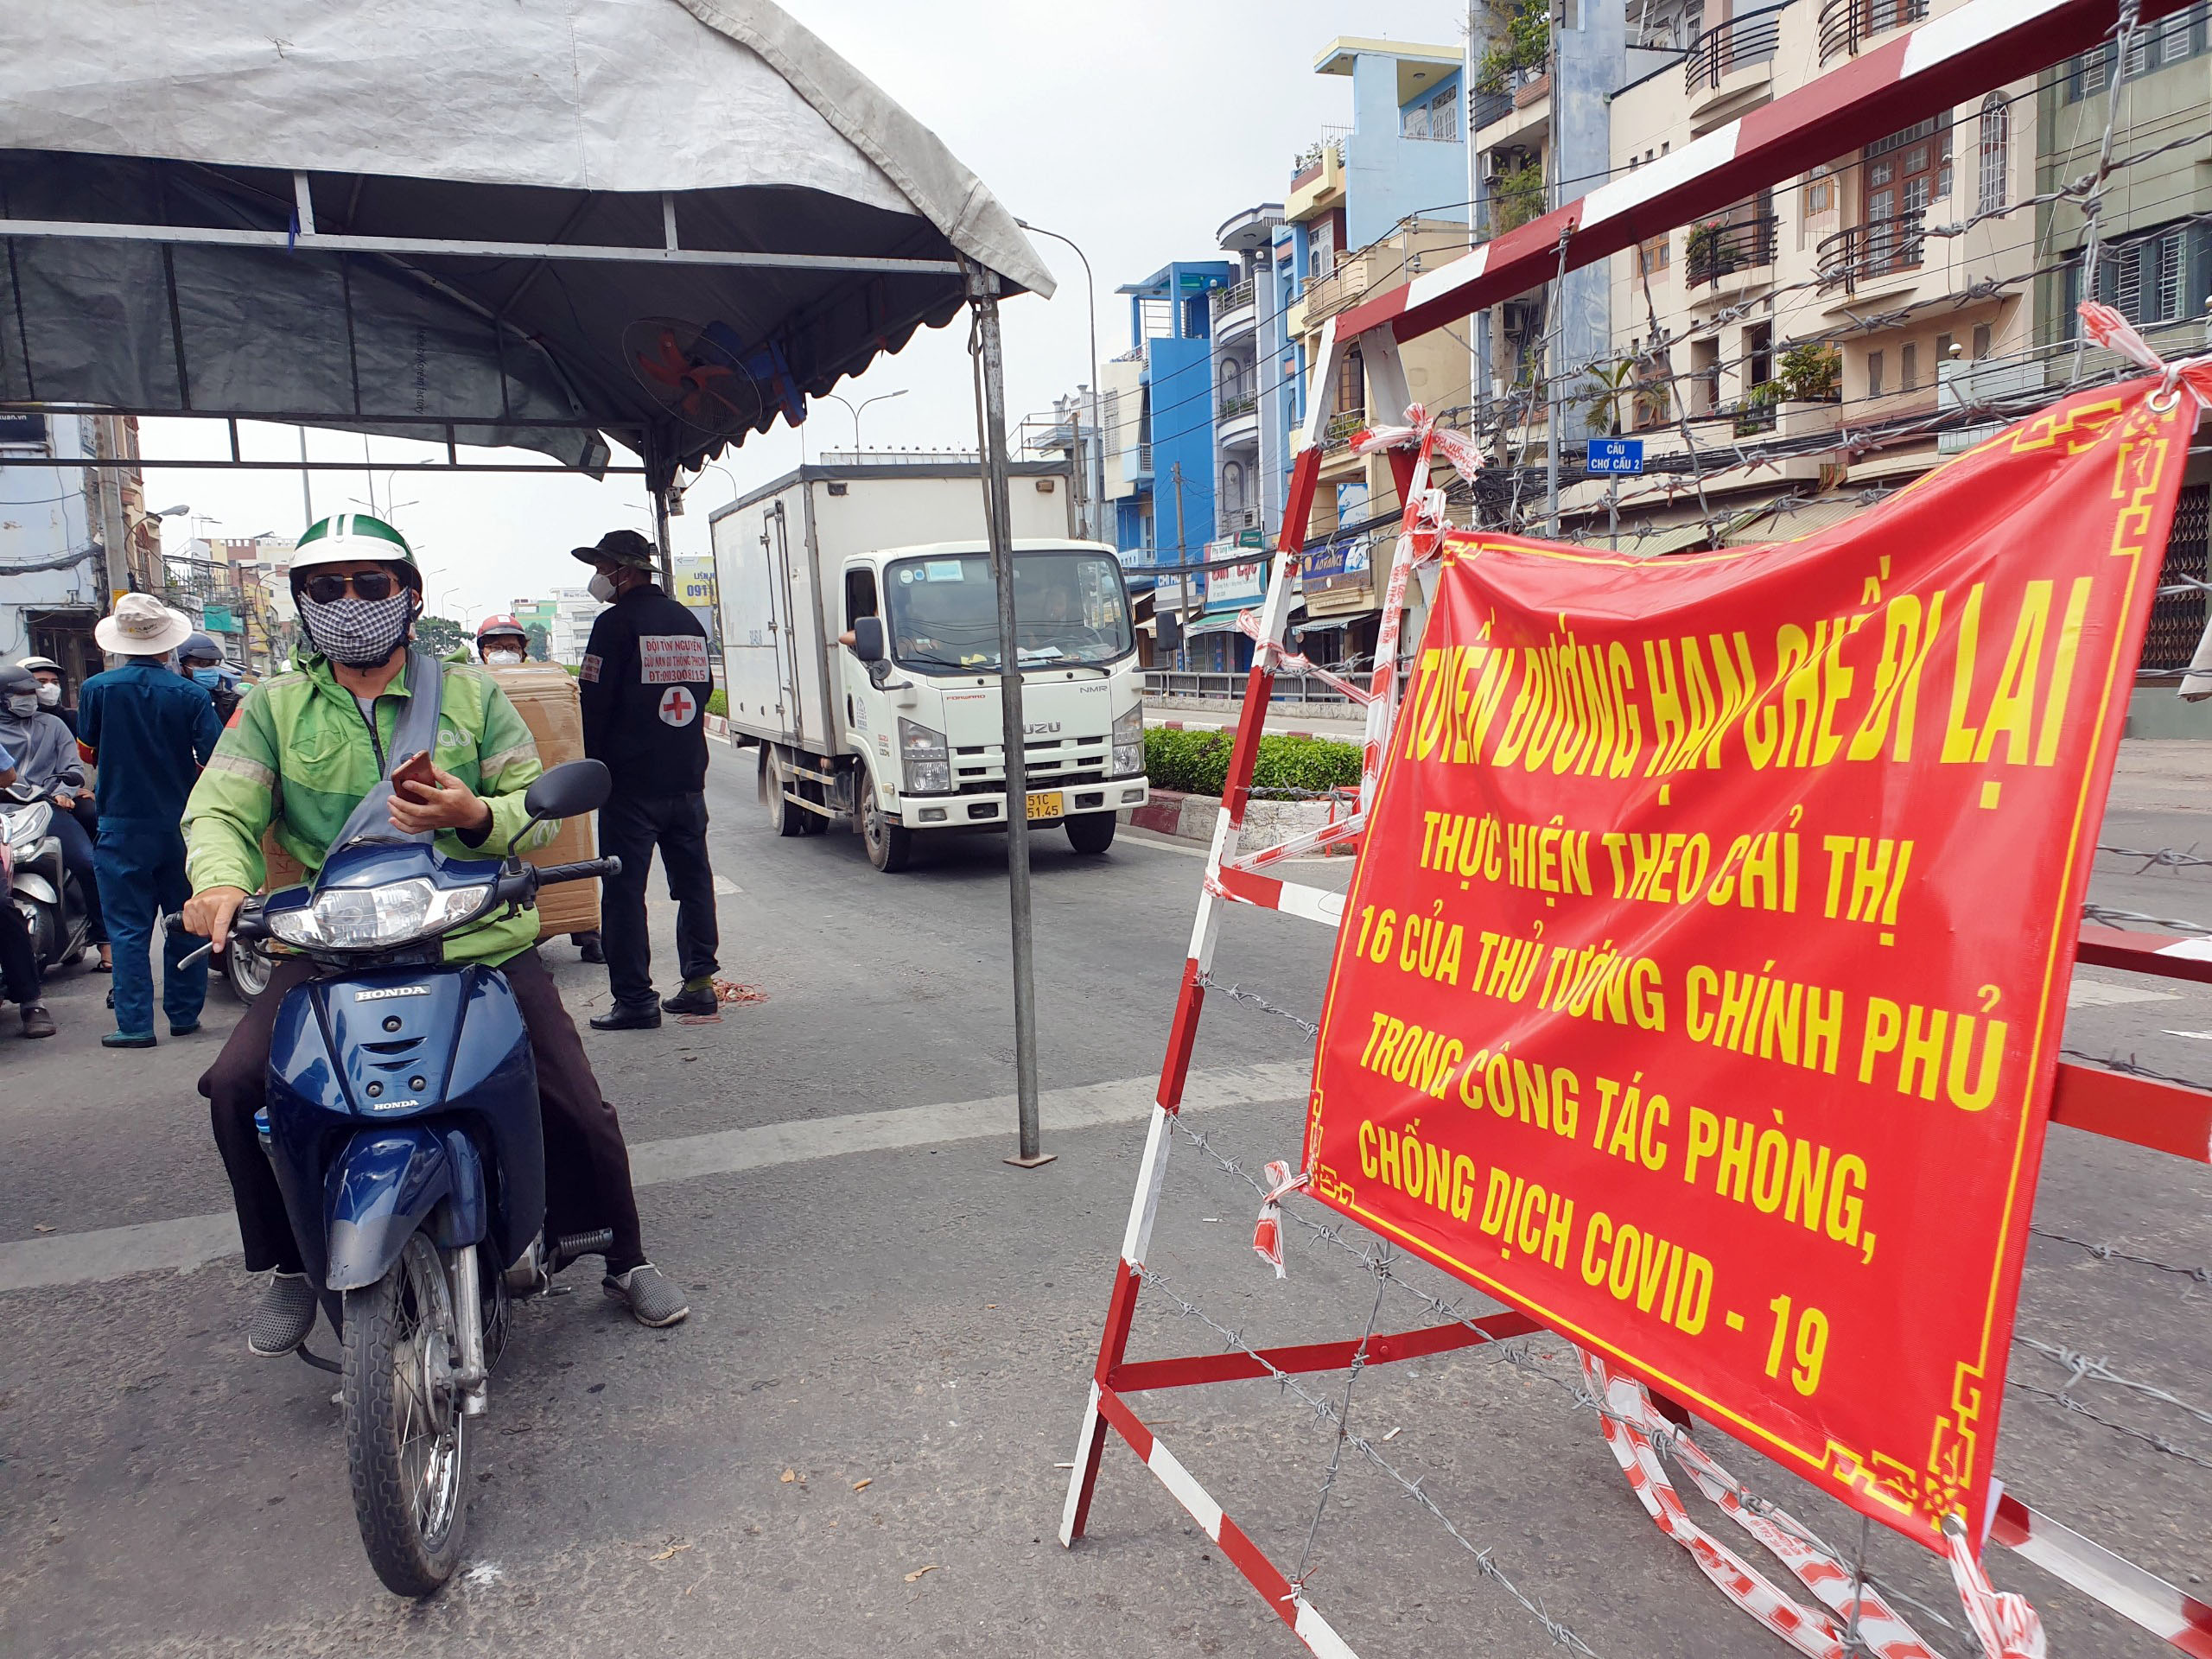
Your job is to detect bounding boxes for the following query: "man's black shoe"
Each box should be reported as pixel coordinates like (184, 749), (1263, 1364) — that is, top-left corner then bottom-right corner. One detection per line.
(590, 1001), (662, 1032)
(661, 983), (718, 1016)
(575, 931), (606, 964)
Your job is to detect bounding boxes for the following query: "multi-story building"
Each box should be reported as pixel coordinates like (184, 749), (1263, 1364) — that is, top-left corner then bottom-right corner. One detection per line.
(2037, 1), (2212, 728)
(548, 586), (606, 666)
(1279, 37), (1474, 671)
(1099, 260), (1231, 661)
(1468, 0), (1633, 431)
(1559, 0), (2045, 549)
(1209, 205), (1286, 550)
(0, 411), (154, 691)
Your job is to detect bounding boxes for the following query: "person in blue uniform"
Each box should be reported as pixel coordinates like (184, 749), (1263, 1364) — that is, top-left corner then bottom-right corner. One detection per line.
(78, 594), (225, 1047)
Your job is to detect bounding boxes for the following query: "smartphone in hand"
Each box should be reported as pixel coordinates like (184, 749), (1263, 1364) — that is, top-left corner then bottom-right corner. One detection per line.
(390, 749), (438, 796)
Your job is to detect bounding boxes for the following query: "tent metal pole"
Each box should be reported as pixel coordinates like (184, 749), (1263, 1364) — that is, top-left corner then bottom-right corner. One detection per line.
(968, 264), (1053, 1169)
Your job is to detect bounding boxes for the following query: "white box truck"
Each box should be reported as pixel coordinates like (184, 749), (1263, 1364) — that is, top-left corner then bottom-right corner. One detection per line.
(712, 460), (1148, 871)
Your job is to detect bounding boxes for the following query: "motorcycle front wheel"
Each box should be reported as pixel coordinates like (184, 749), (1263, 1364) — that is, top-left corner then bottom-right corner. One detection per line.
(342, 1233), (471, 1595)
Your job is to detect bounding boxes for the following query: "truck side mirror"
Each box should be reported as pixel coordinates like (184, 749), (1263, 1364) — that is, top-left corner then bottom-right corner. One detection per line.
(851, 615), (885, 663)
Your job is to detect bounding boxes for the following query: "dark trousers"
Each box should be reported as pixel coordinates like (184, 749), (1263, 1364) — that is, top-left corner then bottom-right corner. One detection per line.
(51, 804), (105, 945)
(94, 818), (205, 1037)
(598, 791), (720, 1008)
(201, 947), (646, 1276)
(0, 899), (37, 1005)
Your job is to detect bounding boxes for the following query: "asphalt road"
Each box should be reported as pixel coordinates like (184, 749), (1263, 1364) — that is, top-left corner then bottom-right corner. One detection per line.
(1, 745), (2207, 1657)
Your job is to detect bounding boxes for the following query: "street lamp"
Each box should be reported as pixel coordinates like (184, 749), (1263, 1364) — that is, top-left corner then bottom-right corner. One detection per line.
(820, 388), (908, 454)
(1015, 219), (1105, 543)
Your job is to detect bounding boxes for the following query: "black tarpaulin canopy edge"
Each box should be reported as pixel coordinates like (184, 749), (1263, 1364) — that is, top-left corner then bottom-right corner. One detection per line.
(0, 0), (1052, 488)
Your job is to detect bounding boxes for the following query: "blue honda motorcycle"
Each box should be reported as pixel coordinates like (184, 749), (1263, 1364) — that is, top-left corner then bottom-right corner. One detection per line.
(228, 759), (618, 1596)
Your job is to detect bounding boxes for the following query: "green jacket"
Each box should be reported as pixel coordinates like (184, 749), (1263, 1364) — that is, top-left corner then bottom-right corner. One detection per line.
(184, 652), (556, 965)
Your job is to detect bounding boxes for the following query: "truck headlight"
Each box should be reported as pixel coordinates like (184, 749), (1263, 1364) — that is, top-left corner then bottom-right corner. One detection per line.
(268, 877), (493, 950)
(899, 716), (951, 794)
(1112, 704), (1145, 779)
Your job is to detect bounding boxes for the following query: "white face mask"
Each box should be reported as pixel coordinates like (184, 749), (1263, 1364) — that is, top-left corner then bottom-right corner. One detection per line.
(35, 682), (60, 707)
(4, 693), (36, 718)
(486, 649), (523, 665)
(588, 571), (618, 602)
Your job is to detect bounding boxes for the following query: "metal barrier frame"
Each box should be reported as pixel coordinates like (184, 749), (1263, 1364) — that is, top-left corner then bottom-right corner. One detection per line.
(1059, 1), (2212, 1651)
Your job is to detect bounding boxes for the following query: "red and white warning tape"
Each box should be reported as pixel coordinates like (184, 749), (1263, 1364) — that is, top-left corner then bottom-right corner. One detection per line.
(1583, 1353), (2044, 1659)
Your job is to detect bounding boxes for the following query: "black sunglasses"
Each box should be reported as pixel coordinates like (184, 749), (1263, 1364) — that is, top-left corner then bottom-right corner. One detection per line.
(301, 570), (404, 604)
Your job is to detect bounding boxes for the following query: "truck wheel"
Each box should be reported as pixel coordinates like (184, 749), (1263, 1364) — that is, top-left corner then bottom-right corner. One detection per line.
(1065, 812), (1117, 855)
(761, 750), (806, 837)
(858, 771), (913, 872)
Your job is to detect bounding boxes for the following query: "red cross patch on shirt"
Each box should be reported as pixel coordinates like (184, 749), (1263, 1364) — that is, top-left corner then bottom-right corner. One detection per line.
(657, 685), (696, 727)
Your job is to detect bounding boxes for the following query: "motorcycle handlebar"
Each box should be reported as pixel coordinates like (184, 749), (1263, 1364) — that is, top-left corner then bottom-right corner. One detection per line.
(531, 856), (621, 886)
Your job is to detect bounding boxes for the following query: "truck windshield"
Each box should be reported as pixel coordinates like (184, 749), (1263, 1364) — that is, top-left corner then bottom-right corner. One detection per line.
(883, 550), (1135, 671)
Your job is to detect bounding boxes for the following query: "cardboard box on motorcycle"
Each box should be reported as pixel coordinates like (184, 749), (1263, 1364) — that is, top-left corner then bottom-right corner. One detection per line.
(259, 663), (600, 941)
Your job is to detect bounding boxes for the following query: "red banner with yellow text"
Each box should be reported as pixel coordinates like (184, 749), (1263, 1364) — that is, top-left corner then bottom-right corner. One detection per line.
(1304, 379), (2195, 1549)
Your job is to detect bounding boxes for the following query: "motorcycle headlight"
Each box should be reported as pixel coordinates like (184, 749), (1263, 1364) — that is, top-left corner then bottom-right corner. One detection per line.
(268, 877), (494, 950)
(1112, 704), (1145, 779)
(899, 716), (951, 794)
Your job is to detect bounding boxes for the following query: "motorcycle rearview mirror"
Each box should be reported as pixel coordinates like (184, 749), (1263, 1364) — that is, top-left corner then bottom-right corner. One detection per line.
(508, 759), (612, 855)
(851, 615), (885, 663)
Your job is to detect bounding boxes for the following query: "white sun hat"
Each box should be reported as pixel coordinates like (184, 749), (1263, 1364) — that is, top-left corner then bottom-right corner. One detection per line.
(95, 592), (195, 656)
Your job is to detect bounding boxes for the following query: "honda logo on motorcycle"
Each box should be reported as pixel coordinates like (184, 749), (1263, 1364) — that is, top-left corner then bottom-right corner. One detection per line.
(355, 985), (432, 1001)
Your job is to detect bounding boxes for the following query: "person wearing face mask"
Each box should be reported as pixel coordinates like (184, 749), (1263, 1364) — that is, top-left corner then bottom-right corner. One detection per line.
(573, 529), (720, 1031)
(0, 738), (58, 1038)
(15, 655), (73, 730)
(0, 659), (109, 977)
(74, 595), (223, 1045)
(16, 654), (108, 969)
(474, 614), (530, 666)
(176, 633), (241, 724)
(181, 512), (688, 1351)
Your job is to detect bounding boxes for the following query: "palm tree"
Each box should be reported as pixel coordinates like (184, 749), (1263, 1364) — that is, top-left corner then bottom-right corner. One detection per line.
(1581, 358), (1639, 436)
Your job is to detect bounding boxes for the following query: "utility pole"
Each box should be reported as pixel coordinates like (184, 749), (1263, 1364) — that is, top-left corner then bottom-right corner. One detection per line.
(967, 264), (1052, 1169)
(1171, 461), (1189, 672)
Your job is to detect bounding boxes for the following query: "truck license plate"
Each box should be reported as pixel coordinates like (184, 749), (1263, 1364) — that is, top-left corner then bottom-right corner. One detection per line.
(1026, 791), (1064, 821)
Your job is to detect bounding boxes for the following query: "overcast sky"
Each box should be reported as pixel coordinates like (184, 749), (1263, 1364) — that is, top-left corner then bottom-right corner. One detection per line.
(142, 0), (1470, 626)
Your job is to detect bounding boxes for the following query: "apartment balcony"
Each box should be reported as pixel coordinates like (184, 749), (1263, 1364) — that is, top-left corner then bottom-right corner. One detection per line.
(1211, 278), (1257, 341)
(1686, 214), (1779, 291)
(1125, 442), (1154, 483)
(1684, 5), (1781, 124)
(1935, 351), (2050, 452)
(1819, 0), (1929, 64)
(1473, 63), (1551, 156)
(1300, 255), (1371, 327)
(1287, 129), (1347, 219)
(1217, 505), (1261, 537)
(1815, 210), (1926, 298)
(1216, 393), (1260, 448)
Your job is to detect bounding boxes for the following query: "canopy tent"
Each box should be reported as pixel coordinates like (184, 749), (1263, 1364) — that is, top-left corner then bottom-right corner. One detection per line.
(0, 0), (1052, 486)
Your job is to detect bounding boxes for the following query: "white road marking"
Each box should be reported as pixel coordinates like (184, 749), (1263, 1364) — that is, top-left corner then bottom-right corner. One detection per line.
(2069, 979), (2183, 1008)
(0, 1062), (1308, 1293)
(712, 876), (743, 895)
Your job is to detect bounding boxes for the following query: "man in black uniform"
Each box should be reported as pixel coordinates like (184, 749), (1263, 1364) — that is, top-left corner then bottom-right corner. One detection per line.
(575, 529), (721, 1031)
